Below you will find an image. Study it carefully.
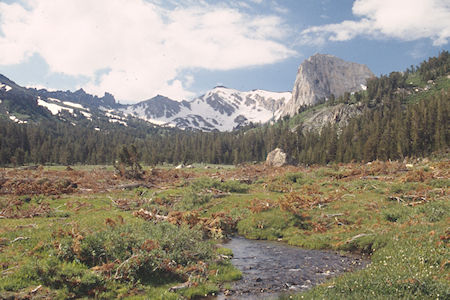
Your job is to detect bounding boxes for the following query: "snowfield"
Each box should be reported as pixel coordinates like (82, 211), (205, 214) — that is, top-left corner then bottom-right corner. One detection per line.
(119, 87), (292, 131)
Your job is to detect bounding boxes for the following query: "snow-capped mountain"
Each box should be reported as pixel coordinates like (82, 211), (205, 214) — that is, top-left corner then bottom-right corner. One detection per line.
(0, 54), (372, 131)
(0, 73), (291, 131)
(120, 87), (291, 131)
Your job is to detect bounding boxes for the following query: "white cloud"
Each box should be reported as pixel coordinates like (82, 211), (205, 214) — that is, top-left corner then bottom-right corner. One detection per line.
(300, 0), (450, 46)
(0, 0), (295, 103)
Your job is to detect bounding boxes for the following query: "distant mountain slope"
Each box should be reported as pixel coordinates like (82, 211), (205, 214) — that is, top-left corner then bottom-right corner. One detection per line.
(1, 73), (292, 131)
(282, 54), (374, 116)
(120, 87), (291, 131)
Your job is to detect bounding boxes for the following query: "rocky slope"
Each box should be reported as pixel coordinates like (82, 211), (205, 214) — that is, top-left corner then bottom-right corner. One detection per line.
(282, 54), (374, 116)
(292, 103), (365, 133)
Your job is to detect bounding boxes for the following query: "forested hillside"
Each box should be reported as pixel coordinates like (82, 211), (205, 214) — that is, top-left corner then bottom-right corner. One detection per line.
(0, 52), (448, 166)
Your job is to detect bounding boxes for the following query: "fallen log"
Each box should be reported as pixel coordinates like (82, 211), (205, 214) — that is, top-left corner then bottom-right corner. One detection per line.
(324, 213), (344, 218)
(133, 209), (168, 222)
(11, 237), (29, 243)
(116, 183), (155, 190)
(169, 281), (191, 292)
(346, 233), (373, 244)
(17, 165), (40, 171)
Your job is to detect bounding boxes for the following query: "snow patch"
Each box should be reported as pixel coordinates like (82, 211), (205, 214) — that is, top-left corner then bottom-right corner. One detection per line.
(109, 119), (128, 126)
(37, 97), (74, 115)
(0, 83), (12, 92)
(80, 111), (92, 119)
(105, 112), (126, 120)
(9, 115), (27, 124)
(63, 101), (87, 110)
(360, 84), (367, 91)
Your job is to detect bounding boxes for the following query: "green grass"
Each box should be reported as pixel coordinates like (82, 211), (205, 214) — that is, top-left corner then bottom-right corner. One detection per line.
(1, 159), (448, 299)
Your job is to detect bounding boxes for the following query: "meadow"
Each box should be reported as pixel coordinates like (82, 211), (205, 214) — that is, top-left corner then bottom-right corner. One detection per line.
(0, 159), (448, 299)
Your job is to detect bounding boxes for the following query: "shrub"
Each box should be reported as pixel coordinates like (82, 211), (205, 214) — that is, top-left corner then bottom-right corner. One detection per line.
(33, 257), (104, 297)
(237, 209), (306, 240)
(284, 172), (304, 184)
(175, 191), (212, 211)
(56, 222), (213, 284)
(190, 177), (249, 193)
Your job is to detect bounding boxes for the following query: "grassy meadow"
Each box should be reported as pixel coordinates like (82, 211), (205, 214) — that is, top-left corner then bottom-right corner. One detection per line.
(0, 159), (448, 299)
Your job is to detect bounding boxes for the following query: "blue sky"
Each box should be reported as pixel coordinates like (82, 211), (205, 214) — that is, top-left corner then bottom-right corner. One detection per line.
(0, 0), (449, 103)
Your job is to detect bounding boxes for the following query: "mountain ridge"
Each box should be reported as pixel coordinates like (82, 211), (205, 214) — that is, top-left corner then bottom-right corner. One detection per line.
(0, 74), (292, 131)
(1, 53), (375, 131)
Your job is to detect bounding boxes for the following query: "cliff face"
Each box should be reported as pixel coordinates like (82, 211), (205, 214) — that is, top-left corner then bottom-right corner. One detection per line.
(292, 103), (365, 134)
(282, 54), (374, 116)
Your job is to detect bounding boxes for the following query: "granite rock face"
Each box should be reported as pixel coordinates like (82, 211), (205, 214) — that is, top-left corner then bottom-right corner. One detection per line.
(282, 54), (374, 116)
(293, 103), (365, 134)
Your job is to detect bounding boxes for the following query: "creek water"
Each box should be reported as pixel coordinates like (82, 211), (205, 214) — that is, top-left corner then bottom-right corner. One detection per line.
(216, 236), (368, 300)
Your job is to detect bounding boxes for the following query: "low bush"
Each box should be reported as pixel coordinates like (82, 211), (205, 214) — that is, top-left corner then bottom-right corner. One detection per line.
(175, 191), (212, 211)
(237, 209), (306, 240)
(190, 177), (249, 193)
(56, 222), (213, 284)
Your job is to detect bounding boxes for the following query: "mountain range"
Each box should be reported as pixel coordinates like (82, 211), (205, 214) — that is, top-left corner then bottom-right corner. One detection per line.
(0, 54), (373, 131)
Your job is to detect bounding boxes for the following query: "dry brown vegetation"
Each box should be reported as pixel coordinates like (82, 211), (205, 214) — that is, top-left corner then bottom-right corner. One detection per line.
(0, 160), (448, 299)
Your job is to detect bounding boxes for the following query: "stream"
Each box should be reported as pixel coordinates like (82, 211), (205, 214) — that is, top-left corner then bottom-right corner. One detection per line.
(217, 236), (369, 299)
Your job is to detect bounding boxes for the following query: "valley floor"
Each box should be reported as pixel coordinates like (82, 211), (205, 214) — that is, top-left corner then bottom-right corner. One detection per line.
(0, 159), (448, 299)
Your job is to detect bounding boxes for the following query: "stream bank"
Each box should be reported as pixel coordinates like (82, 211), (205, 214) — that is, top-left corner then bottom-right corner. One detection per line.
(218, 236), (369, 299)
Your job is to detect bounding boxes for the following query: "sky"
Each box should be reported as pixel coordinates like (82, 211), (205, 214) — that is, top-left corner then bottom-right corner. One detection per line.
(0, 0), (449, 104)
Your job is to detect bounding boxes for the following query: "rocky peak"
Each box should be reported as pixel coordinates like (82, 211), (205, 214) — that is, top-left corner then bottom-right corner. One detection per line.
(282, 54), (374, 116)
(100, 92), (116, 107)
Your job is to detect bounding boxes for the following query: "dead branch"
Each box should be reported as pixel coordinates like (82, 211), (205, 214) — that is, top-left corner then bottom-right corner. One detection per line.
(168, 281), (191, 292)
(114, 254), (139, 280)
(323, 213), (344, 218)
(116, 183), (155, 190)
(1, 266), (18, 275)
(346, 233), (373, 244)
(11, 237), (29, 243)
(31, 285), (42, 293)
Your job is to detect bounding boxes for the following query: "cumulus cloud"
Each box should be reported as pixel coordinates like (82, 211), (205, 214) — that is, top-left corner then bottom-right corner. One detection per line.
(301, 0), (450, 46)
(0, 0), (295, 102)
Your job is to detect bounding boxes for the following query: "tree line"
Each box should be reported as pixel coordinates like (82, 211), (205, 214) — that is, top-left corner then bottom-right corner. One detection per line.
(0, 52), (448, 166)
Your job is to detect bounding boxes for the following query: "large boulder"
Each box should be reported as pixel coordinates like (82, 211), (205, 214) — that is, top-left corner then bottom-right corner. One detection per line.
(266, 148), (288, 167)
